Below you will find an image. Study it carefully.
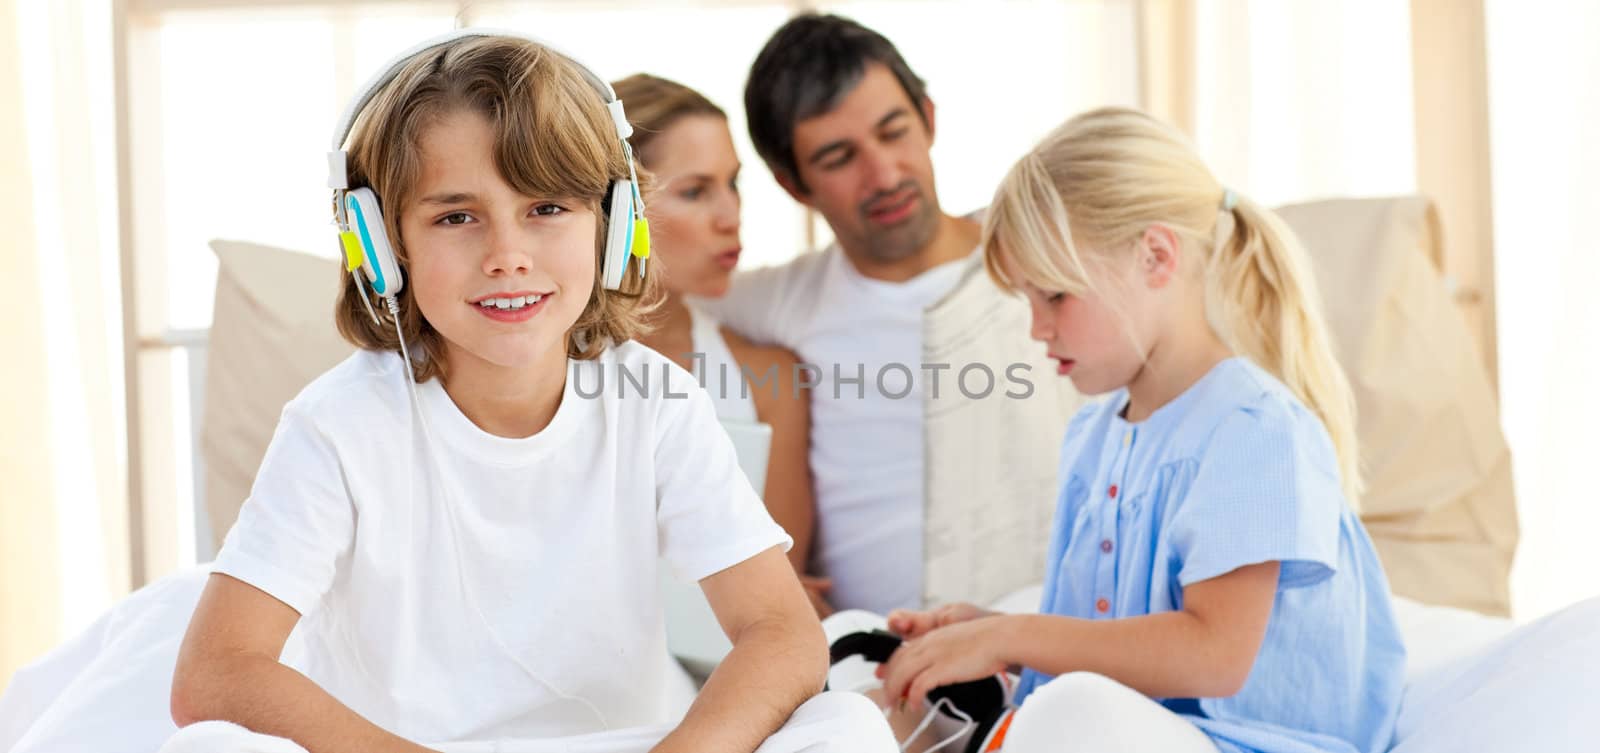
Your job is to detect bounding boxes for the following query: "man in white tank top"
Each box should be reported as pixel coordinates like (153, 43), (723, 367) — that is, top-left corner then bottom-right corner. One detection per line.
(696, 14), (1032, 615)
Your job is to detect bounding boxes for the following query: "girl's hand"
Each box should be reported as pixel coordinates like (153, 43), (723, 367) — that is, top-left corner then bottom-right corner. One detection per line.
(879, 616), (1010, 714)
(887, 602), (996, 639)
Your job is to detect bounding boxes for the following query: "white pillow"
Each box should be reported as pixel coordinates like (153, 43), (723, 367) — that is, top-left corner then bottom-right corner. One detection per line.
(1390, 595), (1600, 752)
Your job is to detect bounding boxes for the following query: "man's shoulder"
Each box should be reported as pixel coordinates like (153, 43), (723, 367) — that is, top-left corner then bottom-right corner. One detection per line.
(693, 246), (841, 347)
(731, 245), (837, 297)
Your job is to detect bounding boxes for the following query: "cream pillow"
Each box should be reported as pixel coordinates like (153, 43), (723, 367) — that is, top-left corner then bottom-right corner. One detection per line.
(1277, 196), (1517, 616)
(201, 240), (351, 551)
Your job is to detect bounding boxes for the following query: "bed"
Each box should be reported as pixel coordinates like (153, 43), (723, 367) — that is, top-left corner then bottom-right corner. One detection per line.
(3, 196), (1596, 752)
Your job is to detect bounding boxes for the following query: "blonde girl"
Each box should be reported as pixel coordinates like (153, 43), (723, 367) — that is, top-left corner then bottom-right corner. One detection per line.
(878, 107), (1405, 753)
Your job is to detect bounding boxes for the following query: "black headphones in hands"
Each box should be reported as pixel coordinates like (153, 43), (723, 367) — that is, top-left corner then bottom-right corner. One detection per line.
(828, 629), (1015, 753)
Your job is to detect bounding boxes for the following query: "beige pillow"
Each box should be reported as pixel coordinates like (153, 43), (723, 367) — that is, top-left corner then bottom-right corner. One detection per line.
(201, 239), (351, 551)
(1277, 196), (1517, 616)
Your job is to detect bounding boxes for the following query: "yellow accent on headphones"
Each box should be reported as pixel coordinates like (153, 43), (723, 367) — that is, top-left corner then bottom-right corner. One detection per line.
(631, 217), (651, 259)
(340, 231), (364, 272)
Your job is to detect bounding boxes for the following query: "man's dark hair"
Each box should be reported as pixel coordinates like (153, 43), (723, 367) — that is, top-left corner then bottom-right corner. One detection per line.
(743, 13), (928, 193)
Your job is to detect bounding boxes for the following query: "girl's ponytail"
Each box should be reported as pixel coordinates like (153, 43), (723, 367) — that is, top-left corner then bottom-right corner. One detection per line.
(1209, 196), (1362, 501)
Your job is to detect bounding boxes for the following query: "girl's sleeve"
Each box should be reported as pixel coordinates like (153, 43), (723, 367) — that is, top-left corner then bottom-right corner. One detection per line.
(211, 404), (355, 616)
(1167, 400), (1345, 591)
(654, 386), (792, 583)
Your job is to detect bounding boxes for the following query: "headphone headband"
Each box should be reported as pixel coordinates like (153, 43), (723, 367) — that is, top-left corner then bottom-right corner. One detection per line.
(327, 27), (631, 190)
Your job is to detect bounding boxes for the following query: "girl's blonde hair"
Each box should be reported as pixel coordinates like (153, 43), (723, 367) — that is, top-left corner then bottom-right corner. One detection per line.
(334, 35), (656, 381)
(983, 107), (1362, 501)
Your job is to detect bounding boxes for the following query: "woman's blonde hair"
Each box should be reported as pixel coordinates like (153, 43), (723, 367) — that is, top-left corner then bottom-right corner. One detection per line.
(334, 35), (656, 381)
(983, 107), (1362, 501)
(610, 73), (725, 166)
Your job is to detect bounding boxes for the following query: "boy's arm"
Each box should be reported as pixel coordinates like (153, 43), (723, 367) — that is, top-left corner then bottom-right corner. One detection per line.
(653, 545), (827, 753)
(171, 573), (439, 753)
(882, 561), (1280, 708)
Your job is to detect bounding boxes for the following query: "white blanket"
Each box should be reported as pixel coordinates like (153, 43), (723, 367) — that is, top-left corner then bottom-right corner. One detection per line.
(1, 566), (211, 753)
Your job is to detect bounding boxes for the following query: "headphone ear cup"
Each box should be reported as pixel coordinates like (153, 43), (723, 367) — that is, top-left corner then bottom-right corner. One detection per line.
(823, 628), (902, 692)
(345, 187), (404, 297)
(827, 629), (902, 666)
(601, 179), (634, 290)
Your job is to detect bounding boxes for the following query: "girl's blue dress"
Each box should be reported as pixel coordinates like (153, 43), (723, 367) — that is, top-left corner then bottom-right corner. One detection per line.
(1015, 358), (1406, 753)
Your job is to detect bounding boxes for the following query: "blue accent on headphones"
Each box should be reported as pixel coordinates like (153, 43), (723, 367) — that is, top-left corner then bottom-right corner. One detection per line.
(347, 195), (389, 296)
(622, 210), (636, 279)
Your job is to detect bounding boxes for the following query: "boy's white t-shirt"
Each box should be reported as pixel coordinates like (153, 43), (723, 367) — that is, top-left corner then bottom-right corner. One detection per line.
(213, 342), (790, 743)
(691, 244), (977, 614)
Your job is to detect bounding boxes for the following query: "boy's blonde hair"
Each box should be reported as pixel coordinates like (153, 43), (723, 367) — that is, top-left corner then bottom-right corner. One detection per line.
(334, 35), (656, 381)
(983, 107), (1363, 501)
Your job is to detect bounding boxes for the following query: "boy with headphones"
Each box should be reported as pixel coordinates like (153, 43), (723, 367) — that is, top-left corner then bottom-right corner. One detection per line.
(163, 31), (893, 753)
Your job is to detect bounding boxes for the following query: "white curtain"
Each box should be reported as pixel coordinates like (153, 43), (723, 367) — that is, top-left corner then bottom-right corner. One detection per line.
(0, 0), (124, 687)
(1188, 0), (1418, 207)
(1487, 0), (1600, 620)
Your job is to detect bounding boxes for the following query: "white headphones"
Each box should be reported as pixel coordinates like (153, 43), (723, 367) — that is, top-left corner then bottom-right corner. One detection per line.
(327, 27), (650, 316)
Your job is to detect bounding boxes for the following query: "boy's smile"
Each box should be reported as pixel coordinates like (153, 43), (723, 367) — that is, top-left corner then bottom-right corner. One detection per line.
(470, 290), (552, 323)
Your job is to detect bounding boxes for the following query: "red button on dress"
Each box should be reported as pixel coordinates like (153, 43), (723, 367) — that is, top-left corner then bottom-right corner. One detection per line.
(1100, 539), (1114, 553)
(1095, 598), (1110, 613)
(1108, 485), (1118, 499)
